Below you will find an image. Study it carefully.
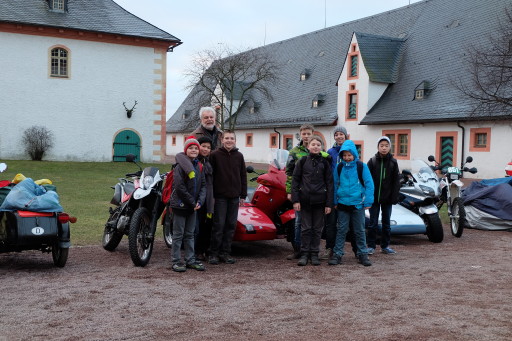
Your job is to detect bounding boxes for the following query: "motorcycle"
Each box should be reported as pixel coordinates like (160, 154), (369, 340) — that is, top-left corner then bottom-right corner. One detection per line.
(0, 163), (76, 267)
(428, 155), (477, 237)
(398, 158), (444, 243)
(236, 149), (295, 243)
(102, 154), (165, 267)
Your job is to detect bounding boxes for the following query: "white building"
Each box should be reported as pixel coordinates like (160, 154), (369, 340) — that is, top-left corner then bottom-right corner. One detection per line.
(167, 0), (511, 179)
(0, 0), (181, 162)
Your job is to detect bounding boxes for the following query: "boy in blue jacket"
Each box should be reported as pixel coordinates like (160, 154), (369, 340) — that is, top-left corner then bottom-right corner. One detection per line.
(329, 140), (374, 266)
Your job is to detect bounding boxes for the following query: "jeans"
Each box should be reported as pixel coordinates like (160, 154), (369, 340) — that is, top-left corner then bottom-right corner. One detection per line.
(333, 207), (368, 257)
(367, 203), (392, 249)
(209, 197), (239, 256)
(171, 212), (196, 264)
(299, 205), (324, 253)
(294, 210), (301, 246)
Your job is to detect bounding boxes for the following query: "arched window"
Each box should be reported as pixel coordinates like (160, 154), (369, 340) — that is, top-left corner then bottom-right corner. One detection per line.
(50, 47), (68, 77)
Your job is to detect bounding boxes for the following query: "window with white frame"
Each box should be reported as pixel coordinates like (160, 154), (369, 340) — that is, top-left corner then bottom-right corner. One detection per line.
(50, 47), (68, 77)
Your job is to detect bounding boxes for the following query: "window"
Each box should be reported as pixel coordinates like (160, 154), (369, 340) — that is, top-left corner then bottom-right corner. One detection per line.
(300, 69), (310, 81)
(182, 109), (191, 120)
(269, 133), (278, 148)
(353, 140), (364, 161)
(50, 47), (68, 77)
(246, 133), (253, 147)
(347, 43), (359, 80)
(283, 134), (294, 150)
(469, 127), (491, 152)
(249, 102), (260, 114)
(382, 129), (411, 160)
(346, 86), (358, 120)
(415, 90), (424, 100)
(312, 94), (325, 108)
(51, 0), (65, 12)
(172, 136), (176, 146)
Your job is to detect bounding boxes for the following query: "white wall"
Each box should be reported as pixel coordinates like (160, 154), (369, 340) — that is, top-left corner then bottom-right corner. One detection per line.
(0, 32), (163, 162)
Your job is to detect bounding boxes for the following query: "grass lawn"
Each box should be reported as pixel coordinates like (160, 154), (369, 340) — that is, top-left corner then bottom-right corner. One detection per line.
(0, 159), (264, 246)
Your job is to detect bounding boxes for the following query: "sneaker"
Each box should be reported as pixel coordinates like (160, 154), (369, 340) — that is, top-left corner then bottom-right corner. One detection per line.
(358, 254), (372, 266)
(186, 261), (205, 271)
(328, 254), (342, 265)
(367, 247), (375, 255)
(208, 255), (219, 265)
(219, 254), (236, 264)
(297, 253), (308, 266)
(310, 253), (321, 266)
(172, 262), (186, 272)
(381, 247), (396, 254)
(320, 248), (332, 260)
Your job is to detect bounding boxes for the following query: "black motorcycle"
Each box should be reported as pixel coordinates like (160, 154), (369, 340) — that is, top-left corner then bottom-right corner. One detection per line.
(102, 154), (165, 267)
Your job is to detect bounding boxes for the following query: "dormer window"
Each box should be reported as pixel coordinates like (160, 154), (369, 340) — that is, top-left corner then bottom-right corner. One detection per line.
(49, 0), (66, 12)
(300, 69), (311, 81)
(312, 94), (325, 108)
(182, 109), (191, 120)
(414, 80), (436, 100)
(249, 102), (261, 114)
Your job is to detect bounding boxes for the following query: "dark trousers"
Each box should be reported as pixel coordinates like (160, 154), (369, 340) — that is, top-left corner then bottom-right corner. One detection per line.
(300, 205), (324, 253)
(209, 197), (239, 256)
(195, 206), (213, 255)
(323, 209), (337, 249)
(367, 203), (393, 249)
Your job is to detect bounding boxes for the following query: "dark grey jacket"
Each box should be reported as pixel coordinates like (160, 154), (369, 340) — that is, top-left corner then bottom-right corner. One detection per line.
(291, 153), (334, 207)
(169, 153), (206, 215)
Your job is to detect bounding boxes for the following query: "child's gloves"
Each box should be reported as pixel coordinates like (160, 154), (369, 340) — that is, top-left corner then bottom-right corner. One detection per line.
(188, 171), (195, 179)
(206, 213), (213, 219)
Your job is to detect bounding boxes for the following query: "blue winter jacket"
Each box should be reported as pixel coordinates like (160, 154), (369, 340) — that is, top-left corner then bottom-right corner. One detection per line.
(327, 143), (343, 172)
(333, 140), (374, 209)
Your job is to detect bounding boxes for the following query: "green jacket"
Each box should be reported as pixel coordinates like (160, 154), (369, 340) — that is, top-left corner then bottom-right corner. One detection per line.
(285, 142), (329, 193)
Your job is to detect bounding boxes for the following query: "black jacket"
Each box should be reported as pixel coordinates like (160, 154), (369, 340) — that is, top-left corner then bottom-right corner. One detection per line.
(367, 152), (400, 204)
(291, 153), (334, 207)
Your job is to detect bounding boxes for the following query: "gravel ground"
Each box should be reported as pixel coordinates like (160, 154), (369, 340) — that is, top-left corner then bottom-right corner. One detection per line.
(1, 225), (511, 341)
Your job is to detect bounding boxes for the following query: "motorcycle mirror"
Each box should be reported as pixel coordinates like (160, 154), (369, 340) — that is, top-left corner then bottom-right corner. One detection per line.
(427, 155), (436, 162)
(469, 167), (478, 174)
(246, 166), (255, 173)
(0, 163), (6, 173)
(465, 156), (473, 163)
(125, 154), (136, 163)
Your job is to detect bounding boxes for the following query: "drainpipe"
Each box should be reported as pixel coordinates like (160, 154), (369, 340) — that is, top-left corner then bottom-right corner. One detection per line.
(457, 121), (465, 169)
(274, 128), (281, 149)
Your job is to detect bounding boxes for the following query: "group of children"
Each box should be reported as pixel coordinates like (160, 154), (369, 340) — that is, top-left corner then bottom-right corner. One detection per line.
(168, 113), (400, 272)
(288, 124), (401, 267)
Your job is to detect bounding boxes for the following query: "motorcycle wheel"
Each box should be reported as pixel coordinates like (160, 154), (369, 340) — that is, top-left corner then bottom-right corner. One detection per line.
(102, 206), (124, 251)
(450, 197), (465, 238)
(128, 207), (153, 267)
(424, 213), (444, 243)
(163, 209), (173, 248)
(52, 244), (69, 267)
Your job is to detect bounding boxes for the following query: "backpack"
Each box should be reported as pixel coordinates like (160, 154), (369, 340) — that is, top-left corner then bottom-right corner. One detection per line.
(336, 160), (365, 187)
(161, 162), (203, 204)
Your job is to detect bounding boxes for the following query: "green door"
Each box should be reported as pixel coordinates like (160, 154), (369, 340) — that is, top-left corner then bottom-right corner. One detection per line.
(440, 136), (454, 169)
(113, 130), (141, 162)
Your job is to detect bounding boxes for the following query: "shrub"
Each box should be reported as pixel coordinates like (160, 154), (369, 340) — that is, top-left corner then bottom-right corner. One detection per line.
(22, 126), (55, 161)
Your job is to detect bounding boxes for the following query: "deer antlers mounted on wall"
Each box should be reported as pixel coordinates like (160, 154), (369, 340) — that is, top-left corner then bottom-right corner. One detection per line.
(123, 100), (138, 118)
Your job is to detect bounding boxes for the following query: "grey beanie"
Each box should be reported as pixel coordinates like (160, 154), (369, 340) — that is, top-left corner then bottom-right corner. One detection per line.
(333, 125), (348, 137)
(377, 136), (391, 146)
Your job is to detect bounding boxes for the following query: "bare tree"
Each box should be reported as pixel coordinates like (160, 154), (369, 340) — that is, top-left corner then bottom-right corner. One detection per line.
(22, 126), (54, 161)
(184, 45), (280, 130)
(455, 8), (512, 118)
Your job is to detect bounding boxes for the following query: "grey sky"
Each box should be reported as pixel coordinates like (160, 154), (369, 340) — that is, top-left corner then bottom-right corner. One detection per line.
(113, 0), (422, 119)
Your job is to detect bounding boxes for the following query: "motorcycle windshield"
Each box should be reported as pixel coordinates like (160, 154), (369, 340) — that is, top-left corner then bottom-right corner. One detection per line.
(268, 149), (289, 171)
(402, 159), (440, 194)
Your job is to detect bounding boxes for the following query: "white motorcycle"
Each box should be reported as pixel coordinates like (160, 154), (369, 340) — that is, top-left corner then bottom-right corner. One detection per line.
(428, 155), (477, 237)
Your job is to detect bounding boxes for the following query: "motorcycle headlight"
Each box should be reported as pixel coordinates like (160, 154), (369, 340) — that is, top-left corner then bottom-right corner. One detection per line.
(142, 175), (154, 189)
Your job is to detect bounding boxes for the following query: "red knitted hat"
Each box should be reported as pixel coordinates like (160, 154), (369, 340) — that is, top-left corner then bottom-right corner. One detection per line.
(184, 136), (200, 152)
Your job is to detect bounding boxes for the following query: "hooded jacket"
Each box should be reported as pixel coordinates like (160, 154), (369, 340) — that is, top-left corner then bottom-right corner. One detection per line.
(327, 143), (343, 172)
(291, 152), (334, 207)
(169, 153), (206, 215)
(333, 140), (374, 209)
(367, 152), (401, 205)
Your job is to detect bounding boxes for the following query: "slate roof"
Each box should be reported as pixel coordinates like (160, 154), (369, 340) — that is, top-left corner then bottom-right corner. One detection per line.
(0, 0), (180, 43)
(168, 0), (510, 133)
(353, 32), (406, 84)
